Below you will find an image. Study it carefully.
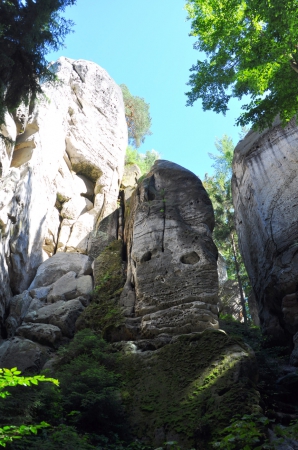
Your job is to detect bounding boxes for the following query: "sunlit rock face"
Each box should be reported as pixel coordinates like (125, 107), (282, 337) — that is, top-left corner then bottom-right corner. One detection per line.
(120, 160), (219, 338)
(0, 57), (127, 323)
(232, 118), (298, 341)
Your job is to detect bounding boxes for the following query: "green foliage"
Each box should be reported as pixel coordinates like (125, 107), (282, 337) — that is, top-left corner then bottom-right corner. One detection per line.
(0, 368), (58, 447)
(0, 0), (76, 126)
(38, 330), (124, 436)
(9, 425), (96, 450)
(212, 414), (271, 449)
(120, 85), (152, 148)
(212, 414), (298, 449)
(274, 420), (298, 443)
(76, 240), (125, 336)
(185, 0), (298, 129)
(119, 329), (259, 448)
(0, 332), (131, 449)
(203, 134), (251, 300)
(125, 146), (160, 175)
(0, 367), (58, 399)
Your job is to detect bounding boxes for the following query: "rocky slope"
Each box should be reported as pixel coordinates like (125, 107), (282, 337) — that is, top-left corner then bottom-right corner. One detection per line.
(232, 118), (298, 346)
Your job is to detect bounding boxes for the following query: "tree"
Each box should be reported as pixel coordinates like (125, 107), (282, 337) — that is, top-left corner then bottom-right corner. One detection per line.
(125, 146), (160, 175)
(0, 367), (58, 447)
(120, 84), (152, 148)
(0, 0), (76, 127)
(185, 0), (298, 130)
(203, 134), (250, 325)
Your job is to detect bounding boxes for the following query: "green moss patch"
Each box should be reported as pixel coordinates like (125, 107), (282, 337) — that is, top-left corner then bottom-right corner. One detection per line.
(119, 330), (260, 449)
(76, 240), (125, 337)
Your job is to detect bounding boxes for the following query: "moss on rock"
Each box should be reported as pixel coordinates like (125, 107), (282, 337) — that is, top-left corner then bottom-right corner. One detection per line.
(118, 329), (260, 449)
(75, 240), (125, 337)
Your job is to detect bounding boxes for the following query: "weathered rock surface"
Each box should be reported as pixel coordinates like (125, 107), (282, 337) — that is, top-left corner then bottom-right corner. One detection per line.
(120, 160), (219, 338)
(121, 163), (142, 201)
(290, 332), (298, 366)
(29, 285), (53, 301)
(119, 329), (259, 449)
(16, 323), (62, 347)
(5, 291), (32, 337)
(29, 253), (92, 290)
(232, 118), (298, 341)
(218, 279), (243, 321)
(0, 337), (49, 372)
(24, 299), (84, 338)
(0, 112), (17, 178)
(0, 56), (127, 322)
(47, 272), (93, 303)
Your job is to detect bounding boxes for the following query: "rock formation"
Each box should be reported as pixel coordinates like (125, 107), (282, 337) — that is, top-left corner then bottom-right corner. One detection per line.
(0, 57), (127, 330)
(232, 117), (298, 342)
(0, 56), (263, 449)
(119, 160), (219, 338)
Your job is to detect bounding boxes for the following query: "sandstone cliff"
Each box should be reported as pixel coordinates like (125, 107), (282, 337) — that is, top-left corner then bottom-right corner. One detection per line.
(120, 160), (219, 338)
(232, 118), (298, 343)
(0, 57), (127, 333)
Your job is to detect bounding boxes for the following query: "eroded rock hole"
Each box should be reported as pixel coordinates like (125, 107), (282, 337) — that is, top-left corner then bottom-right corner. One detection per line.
(141, 251), (152, 263)
(180, 251), (200, 265)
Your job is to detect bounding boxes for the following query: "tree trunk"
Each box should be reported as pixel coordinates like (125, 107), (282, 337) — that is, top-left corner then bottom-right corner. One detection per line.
(231, 232), (248, 327)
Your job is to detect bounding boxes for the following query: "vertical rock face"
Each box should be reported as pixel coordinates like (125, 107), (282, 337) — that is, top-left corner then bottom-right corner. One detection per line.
(232, 118), (298, 341)
(120, 160), (219, 338)
(0, 57), (127, 322)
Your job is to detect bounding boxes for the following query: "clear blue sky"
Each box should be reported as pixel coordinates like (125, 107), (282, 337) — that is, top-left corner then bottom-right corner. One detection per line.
(47, 0), (246, 179)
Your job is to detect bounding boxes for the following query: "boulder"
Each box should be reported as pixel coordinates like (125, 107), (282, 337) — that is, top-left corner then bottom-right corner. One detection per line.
(29, 285), (53, 301)
(24, 301), (66, 324)
(232, 117), (298, 341)
(27, 298), (45, 313)
(47, 272), (93, 303)
(0, 337), (49, 372)
(16, 323), (62, 347)
(5, 291), (32, 337)
(120, 160), (219, 338)
(24, 299), (84, 338)
(49, 299), (85, 338)
(29, 253), (92, 290)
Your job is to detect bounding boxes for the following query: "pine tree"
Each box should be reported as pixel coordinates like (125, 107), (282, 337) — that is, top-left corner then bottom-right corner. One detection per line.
(120, 84), (152, 148)
(0, 0), (76, 126)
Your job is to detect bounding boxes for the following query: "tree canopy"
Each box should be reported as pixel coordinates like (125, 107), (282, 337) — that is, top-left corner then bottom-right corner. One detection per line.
(120, 84), (152, 148)
(0, 0), (76, 126)
(185, 0), (298, 130)
(203, 133), (250, 323)
(125, 146), (160, 175)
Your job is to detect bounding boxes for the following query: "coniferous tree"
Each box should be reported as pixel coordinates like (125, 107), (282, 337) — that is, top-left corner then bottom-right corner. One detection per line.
(120, 84), (152, 148)
(0, 0), (76, 126)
